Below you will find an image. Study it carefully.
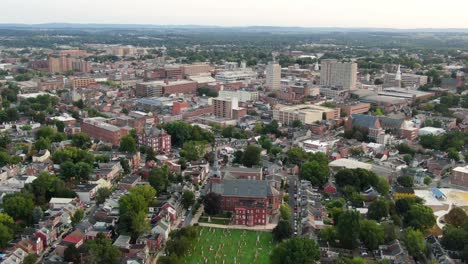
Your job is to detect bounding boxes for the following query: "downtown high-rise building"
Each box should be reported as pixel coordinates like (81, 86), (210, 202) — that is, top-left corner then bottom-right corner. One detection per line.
(320, 59), (357, 90)
(266, 61), (281, 90)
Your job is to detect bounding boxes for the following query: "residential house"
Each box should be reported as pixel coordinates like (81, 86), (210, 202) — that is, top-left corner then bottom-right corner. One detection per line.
(151, 218), (171, 241)
(55, 229), (85, 257)
(74, 183), (99, 203)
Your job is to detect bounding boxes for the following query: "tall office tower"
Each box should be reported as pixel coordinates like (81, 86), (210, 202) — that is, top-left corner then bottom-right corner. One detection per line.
(319, 59), (358, 90)
(266, 61), (281, 90)
(395, 64), (402, 88)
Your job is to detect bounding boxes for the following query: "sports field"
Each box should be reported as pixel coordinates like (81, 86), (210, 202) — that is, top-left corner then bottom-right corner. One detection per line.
(182, 227), (274, 264)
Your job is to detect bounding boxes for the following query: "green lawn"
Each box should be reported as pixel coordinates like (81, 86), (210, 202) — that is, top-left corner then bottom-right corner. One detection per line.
(182, 227), (275, 264)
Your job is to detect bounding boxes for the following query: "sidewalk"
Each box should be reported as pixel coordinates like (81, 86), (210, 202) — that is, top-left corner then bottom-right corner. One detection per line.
(198, 222), (275, 231)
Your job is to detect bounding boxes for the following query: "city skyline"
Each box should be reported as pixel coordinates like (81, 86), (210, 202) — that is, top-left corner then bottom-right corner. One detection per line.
(2, 0), (468, 29)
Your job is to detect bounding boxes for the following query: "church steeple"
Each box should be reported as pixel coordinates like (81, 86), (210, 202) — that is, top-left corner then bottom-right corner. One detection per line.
(395, 64), (402, 88)
(210, 143), (220, 178)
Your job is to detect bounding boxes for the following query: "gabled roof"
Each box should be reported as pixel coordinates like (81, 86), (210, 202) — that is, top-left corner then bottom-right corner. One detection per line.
(379, 116), (404, 129)
(350, 114), (379, 129)
(211, 179), (279, 198)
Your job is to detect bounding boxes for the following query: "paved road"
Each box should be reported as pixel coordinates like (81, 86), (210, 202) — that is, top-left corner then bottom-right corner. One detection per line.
(183, 210), (193, 227)
(287, 175), (301, 236)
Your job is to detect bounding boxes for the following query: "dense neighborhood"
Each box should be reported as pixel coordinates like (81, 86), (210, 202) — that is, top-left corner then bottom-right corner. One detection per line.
(0, 27), (467, 264)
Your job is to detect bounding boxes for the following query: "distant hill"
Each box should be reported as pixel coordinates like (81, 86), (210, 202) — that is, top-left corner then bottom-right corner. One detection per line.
(0, 23), (467, 33)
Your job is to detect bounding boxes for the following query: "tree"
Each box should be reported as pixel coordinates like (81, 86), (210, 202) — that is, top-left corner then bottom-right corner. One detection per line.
(381, 222), (397, 243)
(35, 126), (56, 140)
(403, 154), (412, 165)
(23, 254), (38, 264)
(423, 177), (432, 186)
(0, 213), (14, 248)
(292, 120), (303, 128)
(148, 165), (171, 193)
(441, 225), (467, 251)
(32, 206), (44, 224)
(74, 162), (93, 182)
(119, 135), (137, 153)
(180, 141), (206, 161)
(181, 191), (195, 209)
(272, 220), (292, 242)
(3, 193), (34, 222)
(300, 160), (329, 186)
(72, 132), (92, 150)
(241, 145), (262, 167)
(55, 120), (65, 132)
(64, 245), (80, 263)
(337, 210), (361, 249)
(33, 137), (51, 151)
(203, 192), (221, 216)
(0, 133), (11, 149)
(367, 198), (389, 221)
(71, 209), (84, 227)
(404, 204), (435, 231)
(129, 185), (156, 206)
(286, 147), (309, 165)
(444, 207), (468, 227)
(359, 219), (384, 250)
(397, 175), (414, 188)
(447, 148), (460, 161)
(119, 191), (150, 238)
(270, 237), (320, 264)
(86, 233), (122, 264)
(95, 187), (112, 204)
(279, 204), (292, 221)
(232, 150), (243, 164)
(319, 226), (337, 243)
(403, 228), (426, 259)
(119, 157), (131, 175)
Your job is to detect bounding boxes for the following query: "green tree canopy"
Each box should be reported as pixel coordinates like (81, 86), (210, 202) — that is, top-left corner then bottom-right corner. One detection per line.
(241, 145), (262, 167)
(203, 192), (221, 216)
(119, 134), (137, 153)
(337, 210), (361, 249)
(270, 237), (320, 264)
(359, 219), (384, 250)
(71, 132), (93, 150)
(272, 220), (292, 242)
(85, 233), (122, 264)
(367, 198), (389, 221)
(181, 191), (195, 209)
(403, 228), (426, 259)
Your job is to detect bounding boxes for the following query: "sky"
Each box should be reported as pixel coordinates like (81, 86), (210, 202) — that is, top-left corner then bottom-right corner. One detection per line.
(2, 0), (468, 29)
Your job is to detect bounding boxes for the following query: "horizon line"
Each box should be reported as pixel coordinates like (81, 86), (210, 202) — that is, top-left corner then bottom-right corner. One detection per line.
(0, 22), (468, 31)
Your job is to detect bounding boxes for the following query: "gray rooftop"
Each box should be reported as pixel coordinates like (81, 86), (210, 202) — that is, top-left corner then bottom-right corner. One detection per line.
(211, 179), (278, 198)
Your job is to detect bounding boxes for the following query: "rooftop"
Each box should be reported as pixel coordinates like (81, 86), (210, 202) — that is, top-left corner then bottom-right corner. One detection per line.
(211, 179), (278, 198)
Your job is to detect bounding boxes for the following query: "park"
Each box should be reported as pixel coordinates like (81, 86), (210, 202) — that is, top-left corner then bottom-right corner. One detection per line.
(182, 227), (274, 264)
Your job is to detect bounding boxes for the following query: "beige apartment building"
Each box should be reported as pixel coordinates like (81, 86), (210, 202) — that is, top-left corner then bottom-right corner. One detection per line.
(212, 97), (239, 119)
(273, 104), (340, 125)
(266, 61), (281, 90)
(320, 59), (357, 90)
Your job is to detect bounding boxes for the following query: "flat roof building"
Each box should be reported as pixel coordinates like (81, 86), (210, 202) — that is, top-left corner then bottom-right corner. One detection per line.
(273, 104), (340, 125)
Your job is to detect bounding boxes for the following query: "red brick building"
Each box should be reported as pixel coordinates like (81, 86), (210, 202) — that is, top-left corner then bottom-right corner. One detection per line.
(172, 101), (189, 115)
(210, 179), (280, 226)
(182, 105), (214, 121)
(81, 117), (128, 146)
(137, 126), (171, 154)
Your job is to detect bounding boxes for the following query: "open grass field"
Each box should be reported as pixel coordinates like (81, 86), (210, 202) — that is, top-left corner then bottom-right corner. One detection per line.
(182, 227), (274, 264)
